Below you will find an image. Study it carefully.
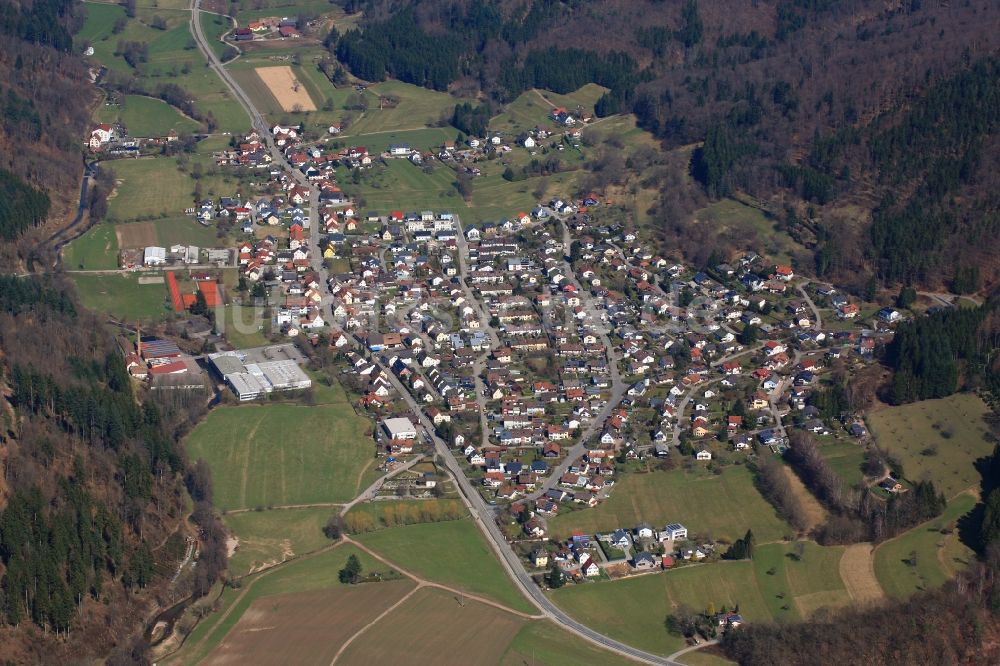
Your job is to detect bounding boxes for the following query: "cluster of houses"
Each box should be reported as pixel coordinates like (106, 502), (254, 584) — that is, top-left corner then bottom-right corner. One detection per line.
(88, 122), (179, 153)
(232, 16), (301, 41)
(519, 519), (699, 580)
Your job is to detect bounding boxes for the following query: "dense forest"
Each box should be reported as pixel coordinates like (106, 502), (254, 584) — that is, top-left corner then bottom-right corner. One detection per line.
(334, 0), (1000, 290)
(885, 302), (1000, 403)
(0, 0), (91, 263)
(0, 275), (214, 661)
(0, 169), (51, 241)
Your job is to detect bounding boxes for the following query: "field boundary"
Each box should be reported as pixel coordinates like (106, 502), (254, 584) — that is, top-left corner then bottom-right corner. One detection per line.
(345, 537), (543, 620)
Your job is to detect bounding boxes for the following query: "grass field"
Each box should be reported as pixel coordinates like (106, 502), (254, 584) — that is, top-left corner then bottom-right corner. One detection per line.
(219, 305), (271, 348)
(677, 649), (737, 666)
(97, 95), (202, 137)
(341, 159), (468, 214)
(874, 492), (977, 599)
(107, 152), (248, 222)
(356, 519), (535, 613)
(337, 587), (526, 665)
(200, 11), (238, 63)
(80, 4), (249, 133)
(343, 79), (458, 135)
(545, 466), (792, 543)
(185, 402), (374, 511)
(692, 198), (797, 266)
(552, 561), (768, 656)
(168, 543), (394, 665)
(63, 224), (119, 270)
(70, 273), (171, 320)
(868, 393), (994, 498)
(224, 507), (335, 577)
(500, 620), (639, 666)
(752, 542), (851, 620)
(817, 441), (866, 492)
(107, 157), (195, 221)
(489, 87), (609, 135)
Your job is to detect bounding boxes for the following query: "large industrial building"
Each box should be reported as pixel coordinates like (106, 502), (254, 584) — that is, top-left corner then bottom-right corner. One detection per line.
(208, 347), (311, 401)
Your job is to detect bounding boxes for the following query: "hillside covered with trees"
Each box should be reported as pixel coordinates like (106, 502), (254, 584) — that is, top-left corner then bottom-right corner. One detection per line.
(332, 0), (1000, 291)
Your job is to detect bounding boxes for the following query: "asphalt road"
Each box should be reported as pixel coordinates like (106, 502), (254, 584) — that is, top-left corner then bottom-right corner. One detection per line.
(189, 9), (688, 660)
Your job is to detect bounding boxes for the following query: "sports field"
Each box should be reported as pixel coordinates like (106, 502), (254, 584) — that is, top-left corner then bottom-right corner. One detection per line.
(63, 224), (119, 270)
(868, 393), (994, 498)
(356, 518), (535, 613)
(545, 466), (792, 543)
(70, 273), (171, 321)
(185, 402), (375, 511)
(224, 507), (334, 577)
(256, 66), (317, 112)
(873, 492), (977, 599)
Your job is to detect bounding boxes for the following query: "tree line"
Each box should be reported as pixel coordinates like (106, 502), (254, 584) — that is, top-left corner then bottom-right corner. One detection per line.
(783, 432), (947, 545)
(885, 303), (998, 404)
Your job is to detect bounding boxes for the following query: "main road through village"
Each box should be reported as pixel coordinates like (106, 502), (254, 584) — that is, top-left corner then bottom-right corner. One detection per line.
(189, 4), (697, 662)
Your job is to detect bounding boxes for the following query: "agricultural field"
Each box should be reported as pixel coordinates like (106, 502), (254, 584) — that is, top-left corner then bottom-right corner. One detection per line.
(499, 620), (640, 666)
(185, 402), (375, 511)
(168, 543), (397, 666)
(95, 95), (201, 137)
(545, 466), (792, 543)
(355, 518), (535, 613)
(256, 66), (317, 112)
(874, 492), (977, 599)
(70, 273), (171, 321)
(336, 587), (526, 665)
(63, 224), (119, 270)
(867, 393), (994, 498)
(223, 507), (336, 578)
(229, 67), (286, 116)
(551, 560), (769, 656)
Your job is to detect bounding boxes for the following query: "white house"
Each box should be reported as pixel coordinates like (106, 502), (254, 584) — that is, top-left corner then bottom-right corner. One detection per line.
(522, 136), (536, 149)
(695, 449), (712, 461)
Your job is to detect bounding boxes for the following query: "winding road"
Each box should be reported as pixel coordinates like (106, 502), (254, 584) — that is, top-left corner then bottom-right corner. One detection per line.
(188, 6), (695, 662)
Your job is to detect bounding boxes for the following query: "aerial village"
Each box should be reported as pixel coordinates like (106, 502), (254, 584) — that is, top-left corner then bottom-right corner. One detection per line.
(107, 116), (903, 590)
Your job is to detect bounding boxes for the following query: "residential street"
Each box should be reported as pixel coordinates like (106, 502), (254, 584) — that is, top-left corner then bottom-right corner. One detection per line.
(189, 6), (687, 661)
